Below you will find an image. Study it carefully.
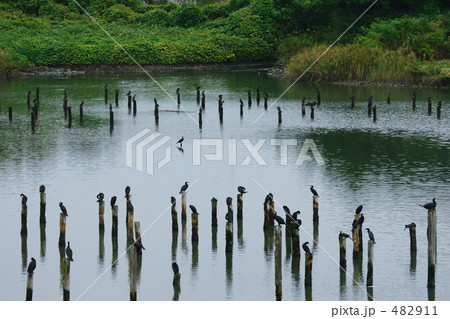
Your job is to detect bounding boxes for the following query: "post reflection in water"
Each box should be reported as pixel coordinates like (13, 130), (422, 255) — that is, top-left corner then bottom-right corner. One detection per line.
(39, 223), (46, 260)
(225, 252), (232, 300)
(305, 285), (312, 301)
(367, 287), (374, 301)
(263, 227), (274, 261)
(352, 255), (363, 286)
(98, 228), (105, 266)
(211, 226), (218, 253)
(181, 219), (188, 256)
(237, 219), (244, 249)
(21, 233), (27, 272)
(191, 241), (199, 279)
(410, 250), (417, 275)
(111, 235), (118, 279)
(312, 222), (319, 253)
(172, 231), (178, 262)
(339, 268), (347, 300)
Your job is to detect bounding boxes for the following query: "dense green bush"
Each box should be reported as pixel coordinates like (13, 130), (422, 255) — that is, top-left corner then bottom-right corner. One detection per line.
(103, 4), (136, 23)
(38, 2), (70, 20)
(170, 3), (207, 28)
(134, 9), (170, 26)
(202, 4), (229, 20)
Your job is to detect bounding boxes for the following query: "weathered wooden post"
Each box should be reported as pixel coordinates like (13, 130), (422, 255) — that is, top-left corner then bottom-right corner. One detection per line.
(39, 186), (46, 223)
(181, 192), (187, 221)
(275, 225), (282, 301)
(352, 215), (361, 259)
(350, 96), (355, 108)
(112, 204), (118, 237)
(201, 90), (205, 109)
(427, 97), (432, 116)
(104, 84), (108, 104)
(277, 107), (282, 124)
(196, 86), (201, 104)
(292, 222), (300, 257)
(256, 86), (261, 105)
(313, 195), (319, 222)
(387, 92), (391, 104)
(132, 95), (137, 116)
(427, 208), (437, 288)
(301, 97), (306, 116)
(110, 108), (114, 132)
(219, 101), (224, 124)
(437, 101), (442, 119)
(211, 197), (218, 227)
(198, 108), (202, 129)
(367, 96), (373, 117)
(171, 196), (178, 232)
(154, 102), (159, 123)
(127, 92), (132, 112)
(339, 233), (347, 268)
(304, 250), (313, 287)
(63, 95), (68, 120)
(35, 87), (40, 107)
(58, 213), (66, 247)
(8, 107), (12, 122)
(21, 202), (28, 236)
(115, 89), (119, 107)
(225, 197), (233, 253)
(405, 223), (417, 251)
(176, 88), (181, 106)
(247, 90), (252, 107)
(31, 111), (36, 134)
(316, 88), (321, 106)
(263, 193), (274, 230)
(63, 257), (70, 301)
(237, 193), (243, 220)
(67, 107), (72, 128)
(27, 91), (31, 109)
(310, 105), (315, 119)
(412, 91), (416, 110)
(26, 272), (34, 301)
(240, 99), (244, 117)
(127, 206), (134, 243)
(190, 205), (199, 242)
(98, 199), (105, 231)
(79, 101), (84, 126)
(134, 221), (144, 254)
(366, 239), (374, 286)
(264, 93), (268, 110)
(372, 105), (377, 122)
(129, 245), (138, 301)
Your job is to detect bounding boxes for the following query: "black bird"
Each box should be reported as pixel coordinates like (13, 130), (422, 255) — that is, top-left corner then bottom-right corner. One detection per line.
(66, 242), (74, 261)
(277, 106), (282, 113)
(355, 205), (363, 215)
(27, 257), (36, 277)
(172, 262), (180, 275)
(292, 210), (300, 220)
(189, 204), (199, 215)
(110, 196), (117, 208)
(125, 186), (131, 201)
(358, 213), (365, 226)
(226, 197), (232, 206)
(179, 181), (189, 194)
(59, 202), (68, 216)
(305, 101), (318, 107)
(237, 186), (247, 194)
(264, 193), (273, 205)
(339, 231), (352, 240)
(126, 90), (131, 96)
(283, 205), (291, 215)
(39, 185), (46, 194)
(239, 99), (244, 107)
(404, 222), (416, 230)
(20, 194), (28, 206)
(302, 242), (311, 254)
(133, 241), (146, 251)
(96, 192), (104, 202)
(420, 198), (437, 210)
(365, 228), (376, 244)
(225, 211), (233, 223)
(176, 136), (184, 147)
(127, 201), (134, 213)
(310, 185), (319, 197)
(292, 218), (302, 229)
(274, 212), (286, 226)
(352, 218), (359, 231)
(171, 196), (176, 205)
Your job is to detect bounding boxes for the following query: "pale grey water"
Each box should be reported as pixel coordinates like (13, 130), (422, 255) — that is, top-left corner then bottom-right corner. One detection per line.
(0, 70), (449, 301)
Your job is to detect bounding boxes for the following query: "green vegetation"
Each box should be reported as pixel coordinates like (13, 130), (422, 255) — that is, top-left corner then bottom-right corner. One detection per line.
(0, 0), (448, 85)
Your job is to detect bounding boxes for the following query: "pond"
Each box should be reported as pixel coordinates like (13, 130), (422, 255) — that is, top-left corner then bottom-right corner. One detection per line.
(0, 70), (449, 301)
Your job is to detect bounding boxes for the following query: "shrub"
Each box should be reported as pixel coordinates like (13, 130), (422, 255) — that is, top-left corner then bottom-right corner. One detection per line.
(39, 2), (70, 21)
(202, 4), (229, 20)
(134, 9), (170, 26)
(103, 4), (136, 23)
(170, 3), (207, 28)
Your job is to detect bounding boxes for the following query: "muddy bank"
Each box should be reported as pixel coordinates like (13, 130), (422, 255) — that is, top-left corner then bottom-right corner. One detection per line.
(17, 60), (277, 77)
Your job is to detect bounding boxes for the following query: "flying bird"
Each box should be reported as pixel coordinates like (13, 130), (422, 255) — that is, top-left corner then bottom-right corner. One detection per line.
(310, 185), (319, 197)
(420, 198), (437, 210)
(302, 242), (311, 254)
(20, 194), (28, 206)
(59, 202), (68, 216)
(365, 228), (376, 244)
(96, 193), (104, 202)
(179, 182), (189, 194)
(66, 242), (74, 261)
(237, 186), (247, 194)
(27, 257), (36, 277)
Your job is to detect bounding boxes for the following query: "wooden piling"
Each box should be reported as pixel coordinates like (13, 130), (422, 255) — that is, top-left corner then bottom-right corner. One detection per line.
(58, 213), (66, 247)
(278, 107), (282, 124)
(115, 89), (119, 107)
(247, 90), (252, 107)
(339, 235), (347, 268)
(112, 205), (118, 237)
(256, 86), (261, 105)
(263, 195), (275, 230)
(301, 97), (306, 116)
(350, 96), (355, 108)
(275, 225), (282, 301)
(67, 107), (72, 128)
(313, 195), (319, 222)
(240, 100), (244, 117)
(36, 87), (40, 107)
(237, 193), (243, 220)
(427, 97), (432, 116)
(177, 88), (181, 105)
(304, 252), (313, 286)
(63, 258), (70, 301)
(292, 227), (300, 257)
(25, 273), (34, 301)
(201, 91), (205, 109)
(190, 206), (199, 243)
(129, 245), (138, 301)
(63, 97), (68, 120)
(134, 221), (143, 254)
(437, 101), (441, 119)
(132, 95), (137, 116)
(412, 92), (416, 110)
(127, 208), (134, 243)
(427, 208), (437, 288)
(127, 94), (132, 111)
(8, 106), (12, 122)
(110, 109), (114, 131)
(171, 196), (178, 232)
(366, 240), (374, 287)
(198, 108), (202, 129)
(154, 102), (159, 122)
(372, 105), (377, 122)
(264, 93), (268, 110)
(27, 91), (31, 109)
(21, 204), (28, 235)
(352, 224), (361, 259)
(173, 266), (181, 286)
(407, 223), (417, 252)
(196, 86), (201, 104)
(310, 106), (315, 119)
(181, 192), (187, 221)
(368, 96), (373, 117)
(39, 192), (46, 223)
(219, 102), (224, 124)
(98, 200), (105, 231)
(104, 84), (108, 104)
(79, 102), (84, 126)
(31, 111), (36, 134)
(211, 197), (218, 227)
(225, 220), (233, 253)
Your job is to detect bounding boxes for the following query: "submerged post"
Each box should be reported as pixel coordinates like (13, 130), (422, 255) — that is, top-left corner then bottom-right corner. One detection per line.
(350, 96), (355, 108)
(58, 213), (66, 247)
(211, 197), (218, 227)
(264, 93), (268, 110)
(427, 208), (437, 288)
(31, 111), (36, 134)
(129, 245), (138, 301)
(275, 225), (282, 301)
(278, 107), (282, 124)
(366, 240), (374, 287)
(412, 91), (416, 110)
(301, 97), (306, 116)
(63, 258), (70, 301)
(256, 86), (261, 105)
(98, 200), (105, 231)
(112, 205), (118, 237)
(313, 195), (319, 222)
(196, 86), (201, 104)
(198, 108), (202, 129)
(27, 91), (31, 109)
(171, 196), (178, 232)
(110, 108), (114, 132)
(177, 88), (181, 106)
(372, 105), (377, 122)
(247, 90), (252, 107)
(310, 105), (315, 120)
(367, 96), (373, 117)
(132, 95), (137, 116)
(79, 101), (84, 126)
(127, 93), (132, 112)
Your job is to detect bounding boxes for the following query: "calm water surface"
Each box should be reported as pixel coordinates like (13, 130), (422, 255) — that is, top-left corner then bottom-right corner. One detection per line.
(0, 70), (449, 301)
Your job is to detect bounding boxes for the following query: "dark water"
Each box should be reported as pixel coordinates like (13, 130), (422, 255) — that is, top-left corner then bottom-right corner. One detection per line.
(0, 70), (448, 301)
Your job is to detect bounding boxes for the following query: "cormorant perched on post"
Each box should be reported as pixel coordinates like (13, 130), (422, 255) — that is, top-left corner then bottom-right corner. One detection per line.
(133, 241), (146, 251)
(176, 136), (184, 147)
(352, 218), (359, 231)
(237, 186), (247, 194)
(127, 201), (134, 214)
(189, 205), (199, 215)
(171, 196), (176, 205)
(283, 205), (291, 215)
(126, 90), (131, 96)
(264, 193), (273, 205)
(365, 228), (376, 244)
(20, 194), (28, 206)
(302, 242), (311, 254)
(110, 196), (117, 208)
(355, 205), (363, 215)
(39, 185), (46, 194)
(420, 198), (437, 210)
(59, 202), (68, 216)
(179, 181), (189, 194)
(172, 262), (180, 275)
(27, 257), (36, 277)
(66, 242), (74, 261)
(404, 222), (416, 230)
(292, 210), (300, 220)
(125, 186), (131, 201)
(292, 218), (302, 229)
(339, 231), (352, 240)
(225, 211), (233, 223)
(274, 212), (286, 226)
(310, 185), (319, 197)
(226, 197), (232, 206)
(96, 192), (104, 202)
(358, 213), (365, 226)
